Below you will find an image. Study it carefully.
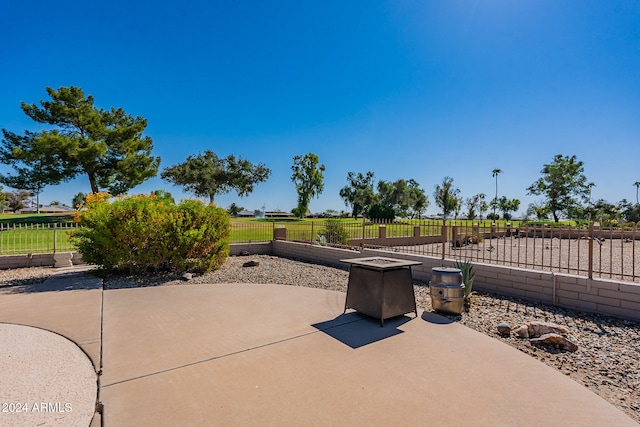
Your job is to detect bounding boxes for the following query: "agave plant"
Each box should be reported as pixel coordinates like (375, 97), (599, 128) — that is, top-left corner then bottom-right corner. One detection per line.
(455, 259), (476, 309)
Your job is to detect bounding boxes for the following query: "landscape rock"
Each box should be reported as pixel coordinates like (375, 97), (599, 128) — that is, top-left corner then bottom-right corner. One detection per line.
(514, 321), (568, 338)
(496, 322), (512, 336)
(242, 260), (260, 267)
(181, 273), (192, 281)
(530, 333), (579, 352)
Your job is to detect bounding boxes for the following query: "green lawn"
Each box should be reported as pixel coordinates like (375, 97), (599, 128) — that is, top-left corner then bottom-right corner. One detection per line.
(0, 213), (76, 225)
(0, 223), (77, 254)
(0, 214), (552, 255)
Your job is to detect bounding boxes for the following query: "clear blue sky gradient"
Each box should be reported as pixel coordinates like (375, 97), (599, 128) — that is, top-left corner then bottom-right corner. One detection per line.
(1, 1), (639, 216)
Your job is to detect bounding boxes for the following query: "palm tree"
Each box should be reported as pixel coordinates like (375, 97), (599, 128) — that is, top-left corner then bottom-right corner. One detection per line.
(587, 182), (596, 205)
(587, 182), (596, 221)
(634, 181), (640, 204)
(491, 168), (502, 218)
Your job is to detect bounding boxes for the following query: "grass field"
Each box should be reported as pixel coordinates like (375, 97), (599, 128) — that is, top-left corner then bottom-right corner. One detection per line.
(0, 213), (559, 255)
(0, 213), (76, 225)
(0, 223), (77, 254)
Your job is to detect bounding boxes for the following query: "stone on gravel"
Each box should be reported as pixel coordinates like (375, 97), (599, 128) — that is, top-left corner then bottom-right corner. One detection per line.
(514, 321), (568, 338)
(530, 333), (579, 352)
(243, 260), (260, 267)
(497, 322), (511, 336)
(181, 273), (193, 281)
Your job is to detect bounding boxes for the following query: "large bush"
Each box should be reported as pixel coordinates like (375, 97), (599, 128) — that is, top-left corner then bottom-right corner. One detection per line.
(72, 193), (229, 274)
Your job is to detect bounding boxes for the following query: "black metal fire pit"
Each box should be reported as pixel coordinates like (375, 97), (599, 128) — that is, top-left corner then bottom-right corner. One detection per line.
(341, 257), (421, 326)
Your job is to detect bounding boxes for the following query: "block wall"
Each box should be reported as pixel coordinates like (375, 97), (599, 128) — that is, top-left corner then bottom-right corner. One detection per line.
(0, 252), (85, 269)
(270, 241), (640, 321)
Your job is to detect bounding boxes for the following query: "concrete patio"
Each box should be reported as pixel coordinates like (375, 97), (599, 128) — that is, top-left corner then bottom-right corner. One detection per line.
(0, 266), (636, 426)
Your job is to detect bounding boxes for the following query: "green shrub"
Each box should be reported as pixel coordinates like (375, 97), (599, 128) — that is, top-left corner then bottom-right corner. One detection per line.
(317, 219), (351, 246)
(72, 194), (229, 274)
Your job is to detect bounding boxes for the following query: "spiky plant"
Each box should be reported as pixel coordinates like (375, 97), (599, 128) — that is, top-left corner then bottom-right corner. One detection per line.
(455, 259), (476, 309)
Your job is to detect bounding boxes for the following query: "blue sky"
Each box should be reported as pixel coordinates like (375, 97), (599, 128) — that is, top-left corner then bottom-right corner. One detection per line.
(1, 1), (639, 216)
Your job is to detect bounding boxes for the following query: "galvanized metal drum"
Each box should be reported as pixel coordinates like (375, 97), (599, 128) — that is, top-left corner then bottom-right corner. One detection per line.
(429, 267), (465, 315)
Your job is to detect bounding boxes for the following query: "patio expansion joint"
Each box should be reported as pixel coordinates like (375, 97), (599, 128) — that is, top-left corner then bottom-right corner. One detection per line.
(100, 316), (365, 389)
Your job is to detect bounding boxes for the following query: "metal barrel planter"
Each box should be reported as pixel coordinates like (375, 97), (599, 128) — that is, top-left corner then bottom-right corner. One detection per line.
(429, 267), (465, 315)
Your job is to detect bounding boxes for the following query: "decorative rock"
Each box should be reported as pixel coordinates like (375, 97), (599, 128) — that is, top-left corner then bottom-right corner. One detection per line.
(181, 273), (193, 281)
(530, 333), (579, 352)
(514, 321), (568, 339)
(243, 260), (260, 267)
(497, 322), (512, 336)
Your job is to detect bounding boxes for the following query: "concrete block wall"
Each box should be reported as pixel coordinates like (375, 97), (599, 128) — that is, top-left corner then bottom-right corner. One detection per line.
(272, 240), (357, 269)
(0, 252), (84, 269)
(269, 240), (640, 321)
(229, 242), (273, 256)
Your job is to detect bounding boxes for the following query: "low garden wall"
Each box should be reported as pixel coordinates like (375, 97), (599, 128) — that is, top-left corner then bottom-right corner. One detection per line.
(0, 252), (85, 269)
(270, 240), (640, 322)
(2, 241), (637, 322)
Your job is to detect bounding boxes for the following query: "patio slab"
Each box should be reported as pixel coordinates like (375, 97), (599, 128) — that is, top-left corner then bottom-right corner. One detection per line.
(0, 269), (637, 426)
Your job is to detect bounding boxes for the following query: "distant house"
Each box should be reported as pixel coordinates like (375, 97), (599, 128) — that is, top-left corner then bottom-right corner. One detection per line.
(236, 210), (256, 218)
(265, 211), (294, 218)
(18, 205), (75, 214)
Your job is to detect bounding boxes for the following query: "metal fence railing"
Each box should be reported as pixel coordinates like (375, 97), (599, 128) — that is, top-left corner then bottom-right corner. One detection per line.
(3, 219), (639, 283)
(0, 222), (79, 255)
(268, 219), (640, 283)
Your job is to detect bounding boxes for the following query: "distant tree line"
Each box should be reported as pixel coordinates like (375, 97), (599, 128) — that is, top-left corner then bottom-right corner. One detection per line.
(2, 86), (639, 224)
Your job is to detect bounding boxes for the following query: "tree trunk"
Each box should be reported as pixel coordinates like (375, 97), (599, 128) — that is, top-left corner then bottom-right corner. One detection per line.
(88, 173), (99, 194)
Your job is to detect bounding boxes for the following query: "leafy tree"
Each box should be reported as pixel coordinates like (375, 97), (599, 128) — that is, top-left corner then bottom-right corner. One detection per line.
(479, 200), (489, 220)
(227, 203), (244, 216)
(527, 154), (589, 222)
(466, 193), (485, 220)
(368, 203), (395, 220)
(584, 199), (621, 225)
(526, 201), (550, 221)
(453, 196), (463, 219)
(408, 179), (429, 218)
(150, 189), (175, 204)
(372, 178), (428, 219)
(290, 153), (325, 218)
(620, 199), (640, 223)
(2, 86), (160, 195)
(434, 176), (460, 220)
(72, 192), (86, 209)
(498, 196), (520, 220)
(162, 150), (271, 204)
(0, 130), (70, 212)
(339, 171), (377, 218)
(5, 190), (31, 212)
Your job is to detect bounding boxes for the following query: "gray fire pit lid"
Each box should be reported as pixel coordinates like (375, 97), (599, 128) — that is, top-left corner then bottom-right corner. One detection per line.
(341, 257), (421, 270)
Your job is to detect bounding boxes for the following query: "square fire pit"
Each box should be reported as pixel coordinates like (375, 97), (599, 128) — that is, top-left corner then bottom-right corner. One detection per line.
(341, 257), (421, 326)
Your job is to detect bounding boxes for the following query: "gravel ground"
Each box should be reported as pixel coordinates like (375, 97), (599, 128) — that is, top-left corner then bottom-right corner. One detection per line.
(0, 266), (57, 289)
(2, 255), (639, 422)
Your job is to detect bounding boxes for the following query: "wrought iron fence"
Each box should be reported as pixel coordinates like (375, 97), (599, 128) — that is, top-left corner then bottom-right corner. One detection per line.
(0, 222), (79, 255)
(4, 219), (638, 283)
(270, 219), (640, 283)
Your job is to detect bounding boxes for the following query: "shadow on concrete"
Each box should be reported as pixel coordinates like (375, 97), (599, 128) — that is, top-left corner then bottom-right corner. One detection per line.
(421, 311), (455, 325)
(0, 272), (102, 295)
(312, 312), (412, 349)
